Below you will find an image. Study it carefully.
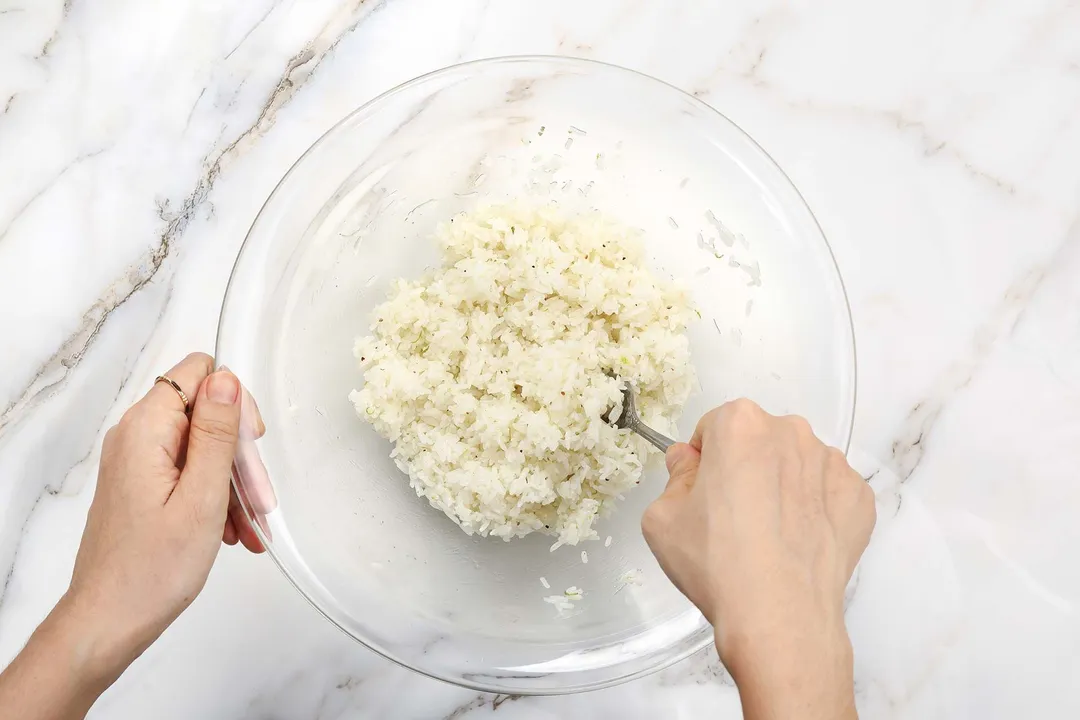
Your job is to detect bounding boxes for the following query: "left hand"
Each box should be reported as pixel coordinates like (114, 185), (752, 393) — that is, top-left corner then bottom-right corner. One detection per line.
(64, 353), (263, 680)
(0, 353), (268, 719)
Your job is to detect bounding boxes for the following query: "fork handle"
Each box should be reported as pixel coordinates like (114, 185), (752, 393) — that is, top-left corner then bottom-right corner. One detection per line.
(629, 420), (676, 453)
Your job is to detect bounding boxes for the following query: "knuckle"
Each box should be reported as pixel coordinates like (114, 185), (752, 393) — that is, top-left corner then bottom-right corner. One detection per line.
(715, 398), (769, 441)
(117, 405), (145, 435)
(857, 480), (877, 514)
(826, 446), (849, 468)
(832, 465), (876, 525)
(697, 406), (725, 430)
(102, 424), (120, 447)
(100, 425), (124, 463)
(784, 414), (814, 437)
(716, 398), (756, 424)
(723, 397), (762, 420)
(641, 502), (667, 540)
(191, 415), (239, 444)
(183, 351), (215, 373)
(118, 405), (138, 426)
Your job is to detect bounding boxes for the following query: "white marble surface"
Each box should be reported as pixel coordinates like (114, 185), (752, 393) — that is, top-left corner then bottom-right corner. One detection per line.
(2, 0), (1079, 717)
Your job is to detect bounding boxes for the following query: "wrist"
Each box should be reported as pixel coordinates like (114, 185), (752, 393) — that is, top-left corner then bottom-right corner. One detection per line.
(718, 619), (856, 719)
(47, 591), (143, 695)
(0, 594), (139, 719)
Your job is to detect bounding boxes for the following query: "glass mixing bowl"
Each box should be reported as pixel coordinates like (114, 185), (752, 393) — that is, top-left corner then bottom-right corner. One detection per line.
(216, 56), (855, 694)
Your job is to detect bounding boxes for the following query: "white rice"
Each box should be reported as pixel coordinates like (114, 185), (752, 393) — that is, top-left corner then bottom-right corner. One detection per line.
(616, 569), (644, 591)
(543, 586), (585, 616)
(350, 202), (695, 545)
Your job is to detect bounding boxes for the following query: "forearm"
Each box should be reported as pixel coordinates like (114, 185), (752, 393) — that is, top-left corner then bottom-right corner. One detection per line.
(721, 626), (857, 720)
(0, 594), (132, 720)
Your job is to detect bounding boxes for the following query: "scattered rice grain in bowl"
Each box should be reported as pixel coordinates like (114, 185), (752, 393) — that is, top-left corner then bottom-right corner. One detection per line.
(349, 202), (695, 547)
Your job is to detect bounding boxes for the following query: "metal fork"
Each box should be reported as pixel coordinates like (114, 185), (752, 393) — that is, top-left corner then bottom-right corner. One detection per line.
(605, 381), (677, 452)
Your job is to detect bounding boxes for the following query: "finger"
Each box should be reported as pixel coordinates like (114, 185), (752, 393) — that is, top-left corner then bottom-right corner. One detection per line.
(236, 438), (277, 514)
(223, 515), (239, 545)
(832, 464), (877, 575)
(663, 442), (701, 496)
(229, 485), (266, 553)
(235, 508), (266, 553)
(685, 402), (771, 472)
(171, 369), (242, 524)
(124, 353), (215, 466)
(143, 352), (215, 416)
(690, 399), (774, 474)
(235, 467), (274, 543)
(232, 378), (270, 552)
(238, 379), (266, 440)
(688, 415), (708, 451)
(177, 379), (259, 470)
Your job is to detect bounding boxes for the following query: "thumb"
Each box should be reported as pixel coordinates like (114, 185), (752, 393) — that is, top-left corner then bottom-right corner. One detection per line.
(173, 369), (241, 522)
(663, 442), (701, 495)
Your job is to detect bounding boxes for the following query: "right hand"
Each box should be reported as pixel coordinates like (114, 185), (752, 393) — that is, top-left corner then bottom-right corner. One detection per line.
(642, 399), (875, 719)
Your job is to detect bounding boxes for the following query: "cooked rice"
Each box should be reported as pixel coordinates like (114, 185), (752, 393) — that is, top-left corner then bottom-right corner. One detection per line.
(350, 202), (694, 545)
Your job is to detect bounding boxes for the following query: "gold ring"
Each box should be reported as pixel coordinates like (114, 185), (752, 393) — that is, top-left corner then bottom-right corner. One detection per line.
(155, 375), (190, 413)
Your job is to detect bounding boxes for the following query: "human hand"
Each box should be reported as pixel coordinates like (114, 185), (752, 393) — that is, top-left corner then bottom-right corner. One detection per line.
(642, 399), (875, 720)
(63, 353), (263, 684)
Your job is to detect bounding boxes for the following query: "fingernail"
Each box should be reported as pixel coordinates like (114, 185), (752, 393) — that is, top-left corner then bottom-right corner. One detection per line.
(207, 370), (240, 404)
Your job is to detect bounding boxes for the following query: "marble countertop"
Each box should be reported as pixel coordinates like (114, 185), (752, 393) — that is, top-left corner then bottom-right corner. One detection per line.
(2, 0), (1079, 717)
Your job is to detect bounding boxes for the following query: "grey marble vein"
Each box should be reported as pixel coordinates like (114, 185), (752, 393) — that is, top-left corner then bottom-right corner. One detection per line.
(0, 146), (108, 246)
(3, 2), (1080, 717)
(35, 0), (75, 60)
(0, 280), (174, 610)
(0, 0), (388, 436)
(224, 0), (280, 61)
(888, 231), (1076, 481)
